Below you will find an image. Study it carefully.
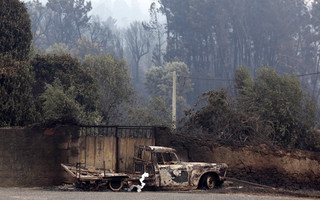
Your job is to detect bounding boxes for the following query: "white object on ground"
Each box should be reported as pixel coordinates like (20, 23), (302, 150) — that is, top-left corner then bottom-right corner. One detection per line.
(128, 172), (149, 192)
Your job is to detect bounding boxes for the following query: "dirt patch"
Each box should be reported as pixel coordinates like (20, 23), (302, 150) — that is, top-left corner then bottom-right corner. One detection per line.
(216, 179), (320, 198)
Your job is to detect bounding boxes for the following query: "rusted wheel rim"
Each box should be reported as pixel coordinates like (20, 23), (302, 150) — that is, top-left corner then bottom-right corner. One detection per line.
(108, 180), (123, 191)
(206, 175), (215, 189)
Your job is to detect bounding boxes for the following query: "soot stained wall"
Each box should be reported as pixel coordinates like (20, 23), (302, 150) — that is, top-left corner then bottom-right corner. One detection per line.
(156, 132), (320, 190)
(0, 125), (79, 187)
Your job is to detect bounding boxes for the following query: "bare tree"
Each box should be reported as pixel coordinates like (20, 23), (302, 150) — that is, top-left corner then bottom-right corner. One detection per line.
(88, 16), (123, 58)
(125, 21), (151, 84)
(45, 0), (92, 46)
(143, 2), (166, 67)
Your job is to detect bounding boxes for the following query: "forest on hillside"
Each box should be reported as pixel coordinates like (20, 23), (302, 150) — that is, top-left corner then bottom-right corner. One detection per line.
(1, 0), (320, 150)
(25, 0), (320, 98)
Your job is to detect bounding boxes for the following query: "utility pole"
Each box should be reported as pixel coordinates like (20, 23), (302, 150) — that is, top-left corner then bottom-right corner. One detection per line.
(172, 71), (177, 129)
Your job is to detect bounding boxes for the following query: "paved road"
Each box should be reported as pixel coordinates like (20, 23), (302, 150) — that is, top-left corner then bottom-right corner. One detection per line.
(0, 188), (314, 200)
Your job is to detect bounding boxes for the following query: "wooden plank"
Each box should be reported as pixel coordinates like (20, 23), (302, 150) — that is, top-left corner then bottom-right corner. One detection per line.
(79, 127), (156, 172)
(85, 137), (96, 167)
(118, 137), (126, 172)
(103, 136), (116, 171)
(94, 136), (104, 168)
(79, 137), (86, 165)
(118, 137), (155, 173)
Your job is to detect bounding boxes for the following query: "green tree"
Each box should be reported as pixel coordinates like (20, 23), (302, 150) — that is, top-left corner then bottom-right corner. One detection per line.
(70, 37), (100, 60)
(88, 16), (123, 58)
(83, 54), (134, 124)
(25, 0), (48, 49)
(26, 1), (124, 58)
(0, 0), (32, 60)
(236, 67), (317, 147)
(31, 54), (100, 125)
(0, 0), (36, 127)
(181, 67), (318, 149)
(122, 97), (170, 126)
(45, 43), (70, 55)
(0, 54), (37, 126)
(46, 0), (92, 45)
(145, 61), (193, 118)
(41, 78), (81, 124)
(40, 78), (101, 125)
(301, 0), (320, 101)
(181, 89), (273, 144)
(158, 0), (308, 102)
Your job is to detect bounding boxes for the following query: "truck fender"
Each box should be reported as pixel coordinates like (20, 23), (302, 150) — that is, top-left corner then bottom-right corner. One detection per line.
(196, 171), (220, 189)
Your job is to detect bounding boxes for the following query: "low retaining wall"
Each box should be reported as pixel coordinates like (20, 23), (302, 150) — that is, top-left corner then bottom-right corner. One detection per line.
(156, 132), (320, 190)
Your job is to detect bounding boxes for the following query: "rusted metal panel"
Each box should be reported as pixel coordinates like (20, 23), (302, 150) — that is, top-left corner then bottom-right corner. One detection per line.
(79, 126), (117, 137)
(147, 146), (176, 152)
(158, 164), (189, 187)
(157, 161), (228, 189)
(117, 127), (155, 138)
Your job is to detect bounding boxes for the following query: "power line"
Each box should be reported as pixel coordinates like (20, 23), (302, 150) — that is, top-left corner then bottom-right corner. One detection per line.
(177, 75), (232, 81)
(296, 72), (320, 77)
(177, 71), (320, 81)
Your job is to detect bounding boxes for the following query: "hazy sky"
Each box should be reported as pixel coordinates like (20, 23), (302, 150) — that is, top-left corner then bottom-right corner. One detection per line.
(22, 0), (153, 27)
(92, 0), (153, 27)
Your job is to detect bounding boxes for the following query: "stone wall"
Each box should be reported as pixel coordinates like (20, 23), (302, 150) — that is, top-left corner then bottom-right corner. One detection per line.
(0, 125), (79, 187)
(156, 132), (320, 190)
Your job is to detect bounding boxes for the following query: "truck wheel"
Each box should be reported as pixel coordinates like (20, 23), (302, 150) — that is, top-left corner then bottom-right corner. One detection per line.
(108, 180), (123, 191)
(202, 174), (217, 189)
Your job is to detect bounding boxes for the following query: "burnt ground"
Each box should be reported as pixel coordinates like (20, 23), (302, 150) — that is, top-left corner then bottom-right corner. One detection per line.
(51, 179), (320, 199)
(215, 178), (320, 199)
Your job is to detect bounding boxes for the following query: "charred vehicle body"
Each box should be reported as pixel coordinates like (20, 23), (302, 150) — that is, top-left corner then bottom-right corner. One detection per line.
(132, 146), (228, 190)
(62, 145), (228, 191)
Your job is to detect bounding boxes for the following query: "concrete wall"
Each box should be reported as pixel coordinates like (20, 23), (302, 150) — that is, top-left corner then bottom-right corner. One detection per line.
(0, 125), (80, 187)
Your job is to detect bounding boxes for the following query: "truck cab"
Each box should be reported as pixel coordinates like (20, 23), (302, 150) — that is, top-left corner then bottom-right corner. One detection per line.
(133, 145), (228, 190)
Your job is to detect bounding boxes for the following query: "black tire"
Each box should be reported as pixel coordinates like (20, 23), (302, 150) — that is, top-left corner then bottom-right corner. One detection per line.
(108, 180), (123, 191)
(202, 174), (217, 189)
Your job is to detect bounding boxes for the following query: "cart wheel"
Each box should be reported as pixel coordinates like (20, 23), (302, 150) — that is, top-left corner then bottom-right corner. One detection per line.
(108, 180), (123, 191)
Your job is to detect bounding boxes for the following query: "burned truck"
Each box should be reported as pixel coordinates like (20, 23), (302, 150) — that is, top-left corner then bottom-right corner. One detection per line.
(62, 145), (228, 191)
(132, 146), (228, 190)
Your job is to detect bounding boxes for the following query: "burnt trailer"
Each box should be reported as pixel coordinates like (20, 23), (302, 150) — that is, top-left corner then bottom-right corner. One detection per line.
(61, 163), (128, 191)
